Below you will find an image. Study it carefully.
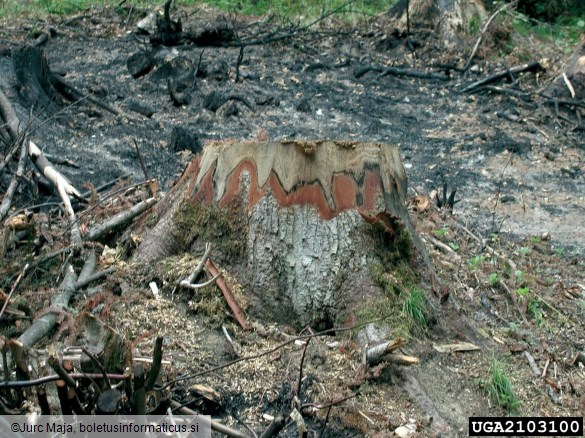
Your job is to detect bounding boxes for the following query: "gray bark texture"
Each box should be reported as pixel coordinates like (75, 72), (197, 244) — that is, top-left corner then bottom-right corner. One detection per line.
(134, 140), (433, 327)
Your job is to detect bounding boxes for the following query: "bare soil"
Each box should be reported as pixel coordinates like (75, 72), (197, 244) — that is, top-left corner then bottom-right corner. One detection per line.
(1, 4), (584, 437)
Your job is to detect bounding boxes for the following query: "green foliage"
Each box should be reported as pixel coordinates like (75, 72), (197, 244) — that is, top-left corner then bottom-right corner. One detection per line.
(402, 288), (432, 334)
(433, 227), (448, 237)
(514, 270), (526, 285)
(530, 236), (542, 244)
(488, 272), (500, 287)
(468, 255), (486, 270)
(1, 0), (398, 21)
(201, 0), (396, 22)
(469, 14), (480, 35)
(518, 246), (531, 255)
(515, 286), (530, 297)
(486, 358), (521, 414)
(528, 299), (544, 325)
(448, 241), (459, 251)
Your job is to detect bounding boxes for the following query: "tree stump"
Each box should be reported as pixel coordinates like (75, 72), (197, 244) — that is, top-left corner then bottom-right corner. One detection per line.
(13, 47), (62, 116)
(545, 36), (585, 100)
(135, 140), (432, 328)
(389, 0), (486, 47)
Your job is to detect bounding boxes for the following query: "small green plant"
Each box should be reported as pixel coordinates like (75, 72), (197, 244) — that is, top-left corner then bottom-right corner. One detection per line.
(488, 272), (500, 287)
(554, 247), (565, 257)
(402, 288), (431, 334)
(518, 246), (531, 255)
(530, 236), (542, 244)
(469, 255), (487, 270)
(469, 14), (480, 35)
(515, 287), (530, 297)
(434, 227), (448, 237)
(514, 270), (526, 285)
(528, 299), (544, 325)
(487, 358), (521, 414)
(448, 241), (459, 251)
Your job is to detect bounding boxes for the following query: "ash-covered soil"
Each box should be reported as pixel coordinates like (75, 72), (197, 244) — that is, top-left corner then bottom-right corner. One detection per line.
(1, 4), (584, 437)
(1, 5), (583, 254)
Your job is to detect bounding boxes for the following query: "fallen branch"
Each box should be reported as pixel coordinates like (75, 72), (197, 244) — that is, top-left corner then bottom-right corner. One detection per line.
(180, 242), (222, 290)
(461, 61), (544, 93)
(524, 350), (540, 376)
(74, 267), (116, 290)
(0, 263), (29, 322)
(385, 353), (419, 366)
(82, 196), (158, 242)
(0, 372), (126, 389)
(0, 137), (28, 222)
(77, 252), (96, 284)
(463, 1), (516, 72)
(205, 259), (248, 330)
(355, 64), (449, 81)
(17, 264), (77, 349)
(365, 337), (406, 364)
(54, 76), (120, 116)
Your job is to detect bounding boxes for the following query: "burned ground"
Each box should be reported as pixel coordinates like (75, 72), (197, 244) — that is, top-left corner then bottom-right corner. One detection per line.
(0, 4), (584, 437)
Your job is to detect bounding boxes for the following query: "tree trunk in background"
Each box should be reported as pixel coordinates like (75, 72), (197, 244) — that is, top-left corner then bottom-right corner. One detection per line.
(389, 0), (487, 47)
(545, 36), (585, 100)
(134, 140), (433, 329)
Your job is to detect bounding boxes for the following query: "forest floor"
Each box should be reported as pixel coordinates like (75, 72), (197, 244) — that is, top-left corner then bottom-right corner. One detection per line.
(0, 3), (584, 437)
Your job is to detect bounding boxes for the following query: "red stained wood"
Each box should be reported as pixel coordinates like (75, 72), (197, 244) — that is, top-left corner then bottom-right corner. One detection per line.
(188, 159), (386, 219)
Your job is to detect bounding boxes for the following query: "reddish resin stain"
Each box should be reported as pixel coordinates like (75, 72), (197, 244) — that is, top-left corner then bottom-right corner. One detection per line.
(183, 158), (385, 219)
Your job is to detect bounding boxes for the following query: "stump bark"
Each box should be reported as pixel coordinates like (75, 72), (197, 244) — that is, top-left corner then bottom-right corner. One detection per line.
(389, 0), (487, 47)
(135, 140), (432, 328)
(545, 36), (585, 100)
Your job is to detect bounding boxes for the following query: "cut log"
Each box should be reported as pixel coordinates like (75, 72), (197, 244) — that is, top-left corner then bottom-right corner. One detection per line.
(135, 140), (437, 328)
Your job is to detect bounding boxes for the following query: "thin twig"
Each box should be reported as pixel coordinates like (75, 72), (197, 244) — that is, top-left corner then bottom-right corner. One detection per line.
(0, 263), (29, 322)
(0, 134), (28, 222)
(463, 1), (516, 72)
(81, 347), (111, 388)
(133, 139), (150, 181)
(0, 373), (126, 389)
(296, 337), (311, 401)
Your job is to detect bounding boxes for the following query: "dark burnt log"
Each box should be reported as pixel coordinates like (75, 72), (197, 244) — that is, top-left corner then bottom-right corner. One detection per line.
(354, 64), (449, 81)
(169, 127), (202, 154)
(127, 50), (155, 79)
(461, 61), (544, 93)
(150, 0), (182, 46)
(202, 90), (254, 113)
(12, 46), (62, 116)
(185, 21), (235, 47)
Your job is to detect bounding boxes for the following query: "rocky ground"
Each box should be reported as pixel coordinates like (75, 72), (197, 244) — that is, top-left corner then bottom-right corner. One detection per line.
(0, 3), (584, 437)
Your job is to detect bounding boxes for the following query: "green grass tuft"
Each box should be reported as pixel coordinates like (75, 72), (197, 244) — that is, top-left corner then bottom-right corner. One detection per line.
(487, 358), (521, 415)
(402, 288), (431, 334)
(1, 0), (398, 22)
